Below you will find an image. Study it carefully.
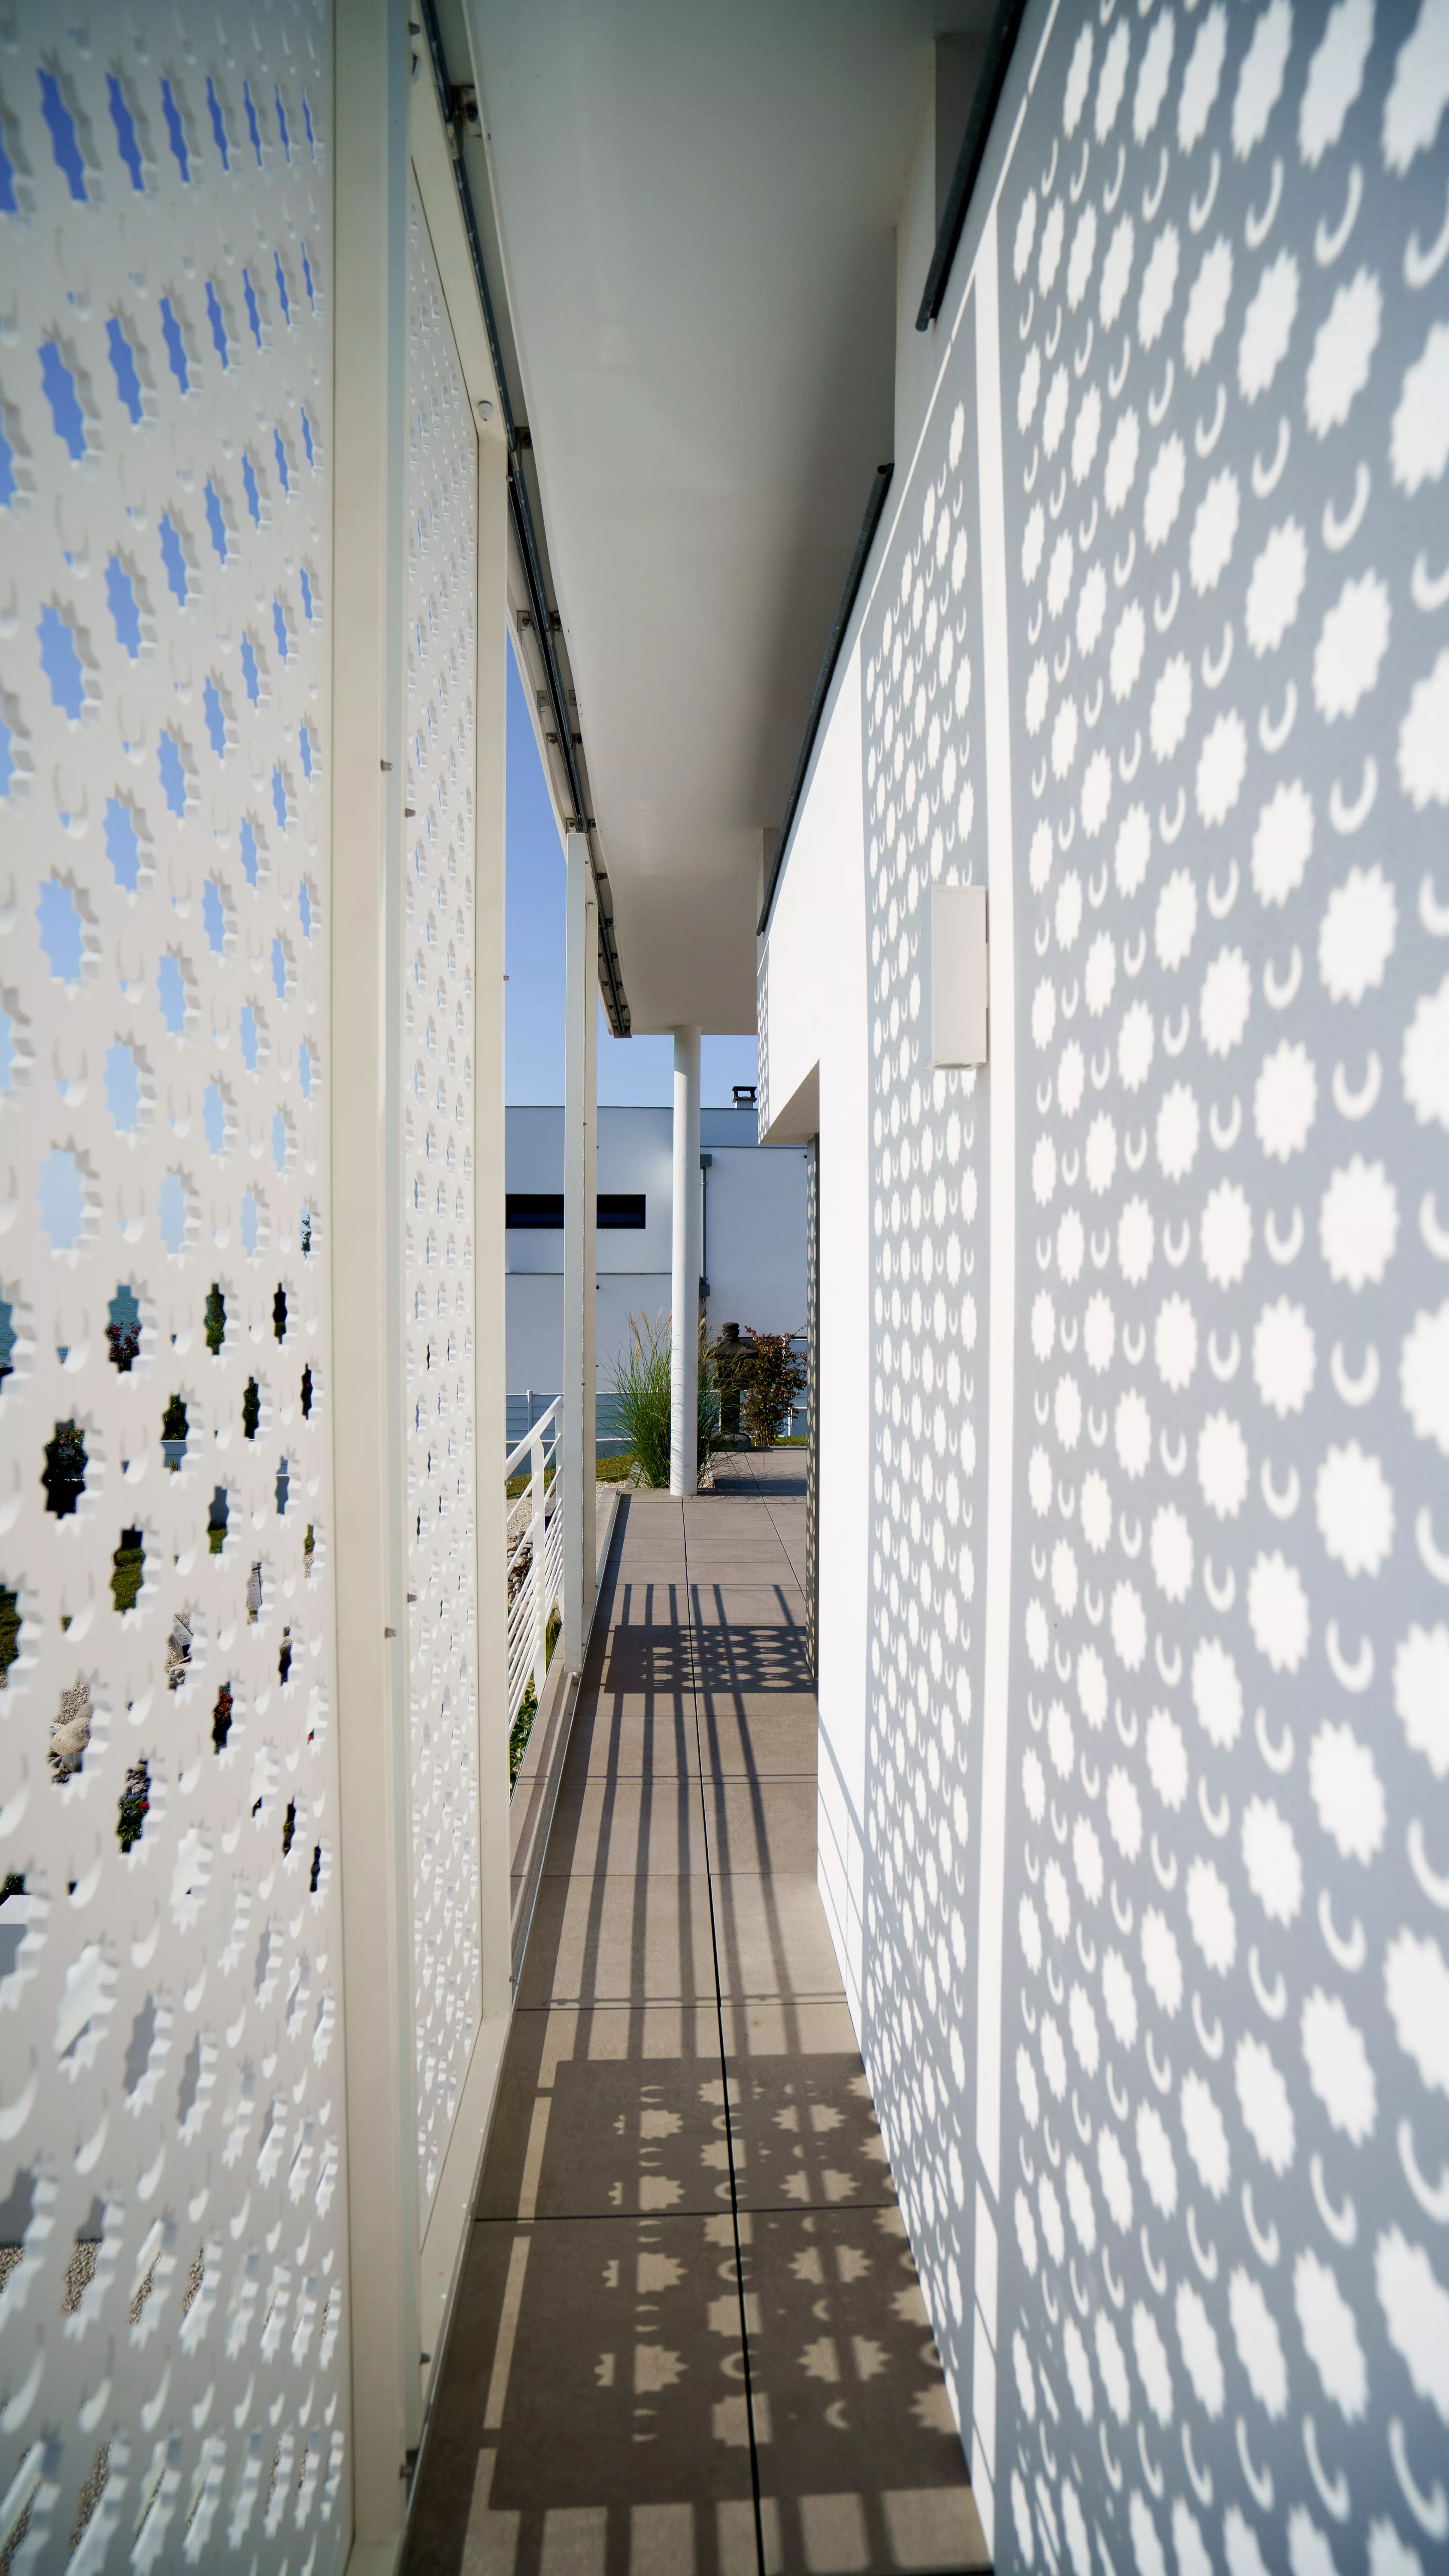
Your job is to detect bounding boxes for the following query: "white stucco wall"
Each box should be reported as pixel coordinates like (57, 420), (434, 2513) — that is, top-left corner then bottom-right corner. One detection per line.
(758, 653), (871, 2015)
(702, 1143), (812, 1340)
(760, 8), (1449, 2565)
(504, 1103), (675, 1275)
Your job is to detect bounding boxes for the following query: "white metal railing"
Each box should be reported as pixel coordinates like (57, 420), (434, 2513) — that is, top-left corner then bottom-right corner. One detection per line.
(505, 1397), (565, 1744)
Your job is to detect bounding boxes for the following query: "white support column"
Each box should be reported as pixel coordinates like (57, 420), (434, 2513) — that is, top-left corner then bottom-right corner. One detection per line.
(563, 834), (598, 1670)
(671, 1026), (702, 1496)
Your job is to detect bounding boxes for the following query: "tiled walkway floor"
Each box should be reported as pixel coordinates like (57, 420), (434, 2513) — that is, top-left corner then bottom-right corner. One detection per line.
(404, 1454), (988, 2576)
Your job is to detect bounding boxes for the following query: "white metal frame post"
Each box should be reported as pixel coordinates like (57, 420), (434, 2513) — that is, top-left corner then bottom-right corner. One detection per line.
(332, 0), (416, 2554)
(472, 399), (512, 2022)
(670, 1026), (702, 1495)
(400, 50), (518, 2466)
(563, 834), (598, 1671)
(331, 24), (521, 2556)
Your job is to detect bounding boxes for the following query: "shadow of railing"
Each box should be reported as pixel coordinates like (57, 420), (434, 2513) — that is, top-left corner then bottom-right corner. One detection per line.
(404, 1485), (985, 2576)
(691, 1615), (814, 1703)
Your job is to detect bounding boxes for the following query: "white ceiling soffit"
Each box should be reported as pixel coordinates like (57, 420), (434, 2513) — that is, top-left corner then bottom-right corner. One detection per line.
(469, 0), (988, 1034)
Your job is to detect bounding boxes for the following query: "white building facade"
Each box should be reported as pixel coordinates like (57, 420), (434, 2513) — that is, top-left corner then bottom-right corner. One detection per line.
(505, 1103), (809, 1402)
(760, 6), (1449, 2563)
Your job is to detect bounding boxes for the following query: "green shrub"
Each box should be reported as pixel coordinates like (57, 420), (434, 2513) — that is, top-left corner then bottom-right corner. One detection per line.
(742, 1332), (807, 1448)
(111, 1532), (144, 1616)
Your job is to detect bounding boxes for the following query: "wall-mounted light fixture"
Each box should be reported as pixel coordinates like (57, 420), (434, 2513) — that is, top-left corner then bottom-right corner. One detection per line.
(928, 882), (988, 1067)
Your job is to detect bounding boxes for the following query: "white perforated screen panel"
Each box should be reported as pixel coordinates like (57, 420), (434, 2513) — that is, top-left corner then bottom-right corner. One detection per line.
(0, 9), (349, 2563)
(403, 173), (482, 2229)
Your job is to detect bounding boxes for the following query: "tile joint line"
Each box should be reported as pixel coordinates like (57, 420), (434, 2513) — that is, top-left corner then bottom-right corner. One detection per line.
(682, 1489), (770, 2576)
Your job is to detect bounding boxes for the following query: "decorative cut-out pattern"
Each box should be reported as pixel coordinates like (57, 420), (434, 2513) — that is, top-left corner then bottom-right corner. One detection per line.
(813, 1), (1449, 2567)
(0, 9), (346, 2565)
(404, 177), (482, 2225)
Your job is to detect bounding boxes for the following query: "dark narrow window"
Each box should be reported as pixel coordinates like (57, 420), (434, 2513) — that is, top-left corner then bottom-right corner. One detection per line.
(597, 1194), (646, 1230)
(506, 1193), (564, 1230)
(506, 1192), (646, 1230)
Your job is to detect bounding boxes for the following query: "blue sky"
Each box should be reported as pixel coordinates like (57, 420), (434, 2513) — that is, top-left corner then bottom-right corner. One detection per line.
(505, 641), (759, 1107)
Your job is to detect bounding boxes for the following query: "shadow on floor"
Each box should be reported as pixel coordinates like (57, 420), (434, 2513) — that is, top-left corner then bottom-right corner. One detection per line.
(403, 1484), (989, 2576)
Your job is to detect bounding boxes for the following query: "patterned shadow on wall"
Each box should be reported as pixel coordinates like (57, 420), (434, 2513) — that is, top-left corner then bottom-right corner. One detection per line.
(857, 304), (993, 2454)
(997, 7), (1449, 2570)
(846, 0), (1449, 2569)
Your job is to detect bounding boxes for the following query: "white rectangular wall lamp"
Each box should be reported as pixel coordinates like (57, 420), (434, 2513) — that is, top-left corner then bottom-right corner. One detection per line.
(928, 881), (988, 1067)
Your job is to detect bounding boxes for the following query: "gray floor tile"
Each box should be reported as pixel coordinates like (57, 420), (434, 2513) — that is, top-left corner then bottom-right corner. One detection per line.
(476, 2006), (734, 2221)
(769, 1553), (809, 1593)
(685, 1528), (798, 1558)
(608, 1569), (691, 1601)
(616, 1493), (685, 1532)
(686, 1558), (797, 1588)
(696, 1689), (819, 1721)
(562, 1695), (703, 1781)
(720, 1998), (864, 2062)
(517, 1868), (721, 2008)
(733, 2084), (895, 2216)
(711, 1873), (846, 2004)
(720, 2003), (899, 2211)
(607, 1581), (694, 1626)
(691, 1583), (807, 1624)
(403, 2215), (758, 2573)
(597, 1617), (699, 1701)
(544, 1772), (712, 1877)
(692, 1617), (814, 1701)
(705, 1775), (817, 1875)
(699, 1698), (821, 1779)
(743, 2207), (989, 2573)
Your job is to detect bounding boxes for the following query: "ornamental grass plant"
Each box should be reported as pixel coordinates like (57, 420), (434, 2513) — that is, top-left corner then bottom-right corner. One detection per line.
(610, 1312), (722, 1488)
